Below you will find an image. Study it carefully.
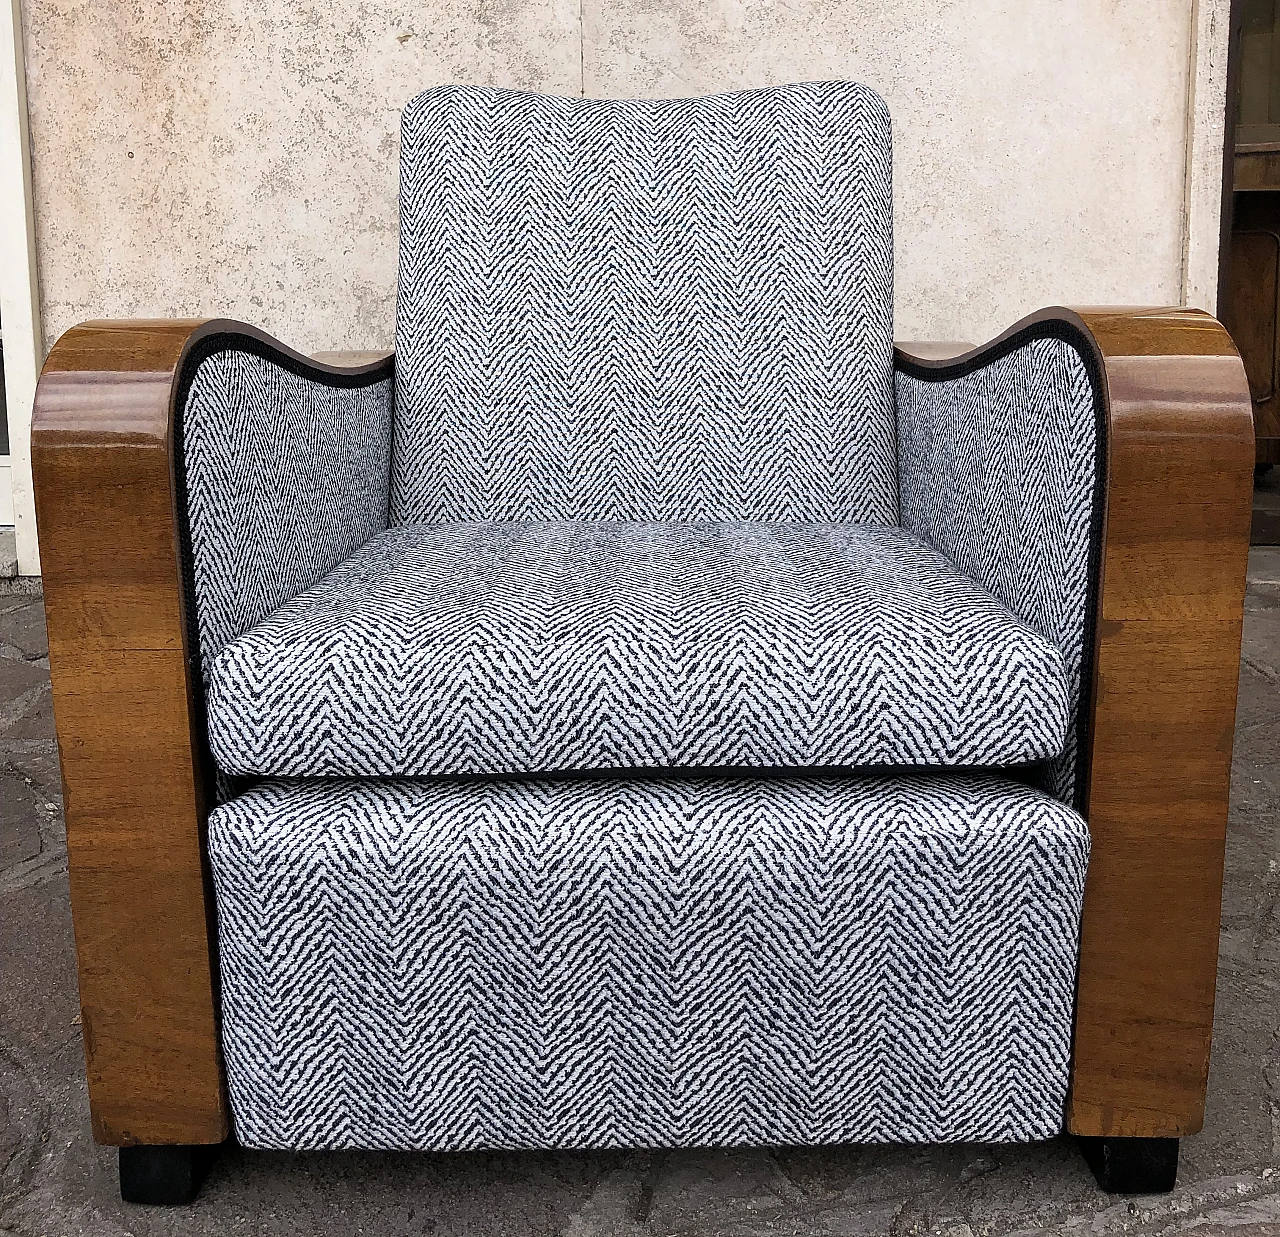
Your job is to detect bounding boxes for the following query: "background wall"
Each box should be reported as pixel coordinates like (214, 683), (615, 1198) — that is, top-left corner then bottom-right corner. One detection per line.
(20, 0), (1220, 355)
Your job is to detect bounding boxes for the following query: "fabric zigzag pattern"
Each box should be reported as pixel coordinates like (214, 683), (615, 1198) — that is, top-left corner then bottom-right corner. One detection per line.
(205, 521), (1069, 778)
(394, 82), (896, 526)
(182, 347), (393, 668)
(896, 336), (1099, 805)
(209, 772), (1090, 1150)
(177, 81), (1103, 1153)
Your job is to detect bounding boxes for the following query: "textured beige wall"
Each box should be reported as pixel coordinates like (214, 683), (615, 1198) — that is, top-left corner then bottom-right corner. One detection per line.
(583, 0), (1197, 342)
(21, 0), (580, 355)
(22, 0), (1200, 354)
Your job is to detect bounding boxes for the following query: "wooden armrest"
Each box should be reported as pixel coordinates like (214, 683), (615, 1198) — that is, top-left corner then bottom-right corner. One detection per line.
(900, 306), (1255, 1137)
(32, 319), (393, 1145)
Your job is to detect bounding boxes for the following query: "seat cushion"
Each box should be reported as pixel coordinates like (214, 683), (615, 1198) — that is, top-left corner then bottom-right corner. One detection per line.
(205, 522), (1070, 778)
(208, 771), (1090, 1149)
(395, 81), (896, 526)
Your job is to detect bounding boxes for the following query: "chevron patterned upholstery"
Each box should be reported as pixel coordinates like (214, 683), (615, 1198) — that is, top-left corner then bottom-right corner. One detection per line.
(181, 346), (393, 669)
(204, 520), (1069, 778)
(173, 82), (1109, 1155)
(393, 82), (896, 525)
(896, 335), (1100, 806)
(208, 771), (1090, 1150)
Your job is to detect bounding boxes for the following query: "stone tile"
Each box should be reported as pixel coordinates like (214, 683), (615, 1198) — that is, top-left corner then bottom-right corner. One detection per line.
(1248, 547), (1280, 586)
(0, 769), (41, 869)
(0, 601), (49, 661)
(0, 600), (55, 745)
(0, 658), (54, 740)
(0, 529), (16, 580)
(0, 593), (37, 618)
(0, 573), (44, 599)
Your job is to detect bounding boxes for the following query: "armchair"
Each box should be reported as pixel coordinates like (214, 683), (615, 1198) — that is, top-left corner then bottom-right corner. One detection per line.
(32, 83), (1254, 1205)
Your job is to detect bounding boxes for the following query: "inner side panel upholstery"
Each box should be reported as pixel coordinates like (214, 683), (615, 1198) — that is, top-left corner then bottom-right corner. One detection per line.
(896, 337), (1100, 806)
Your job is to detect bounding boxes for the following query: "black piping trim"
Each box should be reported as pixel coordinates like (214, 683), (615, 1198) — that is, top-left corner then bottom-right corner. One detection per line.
(170, 330), (394, 806)
(226, 759), (1051, 788)
(894, 316), (1110, 816)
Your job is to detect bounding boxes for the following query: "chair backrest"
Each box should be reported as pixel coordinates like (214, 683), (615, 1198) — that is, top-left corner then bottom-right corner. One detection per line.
(393, 81), (896, 525)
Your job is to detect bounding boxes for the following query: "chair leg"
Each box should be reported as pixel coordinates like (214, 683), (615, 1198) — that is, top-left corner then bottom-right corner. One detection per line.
(118, 1143), (218, 1205)
(1077, 1136), (1179, 1194)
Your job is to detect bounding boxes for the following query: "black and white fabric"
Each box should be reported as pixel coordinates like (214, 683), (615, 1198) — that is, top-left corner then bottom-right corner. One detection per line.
(895, 336), (1099, 805)
(394, 82), (896, 526)
(182, 347), (393, 669)
(209, 771), (1089, 1149)
(204, 521), (1069, 778)
(180, 83), (1107, 1157)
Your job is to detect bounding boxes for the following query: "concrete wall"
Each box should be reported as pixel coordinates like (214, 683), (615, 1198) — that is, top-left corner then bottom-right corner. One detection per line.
(19, 0), (1220, 355)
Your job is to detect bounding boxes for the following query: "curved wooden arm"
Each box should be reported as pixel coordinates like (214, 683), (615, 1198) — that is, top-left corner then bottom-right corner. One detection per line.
(32, 320), (393, 1146)
(900, 307), (1255, 1137)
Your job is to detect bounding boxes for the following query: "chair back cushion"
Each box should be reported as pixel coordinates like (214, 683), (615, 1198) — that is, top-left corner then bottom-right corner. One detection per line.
(394, 81), (895, 524)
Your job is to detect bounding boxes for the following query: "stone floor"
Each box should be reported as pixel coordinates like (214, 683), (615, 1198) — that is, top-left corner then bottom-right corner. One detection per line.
(1, 559), (1278, 1237)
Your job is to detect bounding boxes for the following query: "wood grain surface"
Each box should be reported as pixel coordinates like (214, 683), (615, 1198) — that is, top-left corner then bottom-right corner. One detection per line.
(32, 319), (391, 1145)
(898, 306), (1255, 1137)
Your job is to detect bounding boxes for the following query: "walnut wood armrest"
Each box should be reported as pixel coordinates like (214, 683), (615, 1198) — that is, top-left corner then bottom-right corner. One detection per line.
(32, 320), (394, 1146)
(898, 307), (1255, 1138)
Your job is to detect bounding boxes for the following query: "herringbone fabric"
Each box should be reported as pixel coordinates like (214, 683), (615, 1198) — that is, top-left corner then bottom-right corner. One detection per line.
(208, 771), (1089, 1150)
(204, 521), (1069, 778)
(895, 337), (1099, 805)
(181, 347), (393, 669)
(394, 82), (896, 526)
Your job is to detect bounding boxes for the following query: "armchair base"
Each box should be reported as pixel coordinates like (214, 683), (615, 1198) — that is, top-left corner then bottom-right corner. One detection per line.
(118, 1144), (219, 1206)
(1077, 1136), (1179, 1195)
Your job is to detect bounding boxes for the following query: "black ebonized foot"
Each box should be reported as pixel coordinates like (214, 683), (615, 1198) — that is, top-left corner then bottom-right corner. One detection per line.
(118, 1143), (218, 1205)
(1077, 1136), (1179, 1194)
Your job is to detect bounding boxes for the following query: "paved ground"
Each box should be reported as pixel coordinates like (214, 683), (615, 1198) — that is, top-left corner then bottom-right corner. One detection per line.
(1, 558), (1278, 1237)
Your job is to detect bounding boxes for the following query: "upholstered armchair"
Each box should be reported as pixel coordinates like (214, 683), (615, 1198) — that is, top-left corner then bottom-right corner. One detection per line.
(32, 82), (1254, 1205)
